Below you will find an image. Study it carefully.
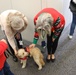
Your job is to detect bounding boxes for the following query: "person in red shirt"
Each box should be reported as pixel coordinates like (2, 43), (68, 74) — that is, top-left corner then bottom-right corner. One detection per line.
(0, 39), (14, 75)
(29, 8), (65, 63)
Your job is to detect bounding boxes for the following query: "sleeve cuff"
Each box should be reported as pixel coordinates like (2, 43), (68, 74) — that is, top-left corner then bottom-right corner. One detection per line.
(33, 38), (38, 44)
(52, 35), (58, 39)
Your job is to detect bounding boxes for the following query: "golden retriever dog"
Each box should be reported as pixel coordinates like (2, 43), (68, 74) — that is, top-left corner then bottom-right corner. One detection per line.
(28, 47), (45, 70)
(17, 49), (29, 68)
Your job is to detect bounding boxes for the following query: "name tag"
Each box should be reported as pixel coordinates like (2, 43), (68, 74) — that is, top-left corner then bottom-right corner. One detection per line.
(19, 41), (23, 45)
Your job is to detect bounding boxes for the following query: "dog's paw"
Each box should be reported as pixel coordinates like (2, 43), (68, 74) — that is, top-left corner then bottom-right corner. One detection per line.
(21, 61), (22, 64)
(38, 67), (42, 70)
(22, 65), (26, 68)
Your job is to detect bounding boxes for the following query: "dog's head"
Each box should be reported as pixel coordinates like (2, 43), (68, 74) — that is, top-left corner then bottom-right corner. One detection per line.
(17, 49), (29, 58)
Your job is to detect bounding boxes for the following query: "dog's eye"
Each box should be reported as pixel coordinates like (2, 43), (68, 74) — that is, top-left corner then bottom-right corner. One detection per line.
(23, 53), (24, 55)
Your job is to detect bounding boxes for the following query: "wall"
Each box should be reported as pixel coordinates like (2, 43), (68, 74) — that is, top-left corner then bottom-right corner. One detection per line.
(63, 0), (72, 27)
(47, 0), (63, 13)
(0, 0), (65, 43)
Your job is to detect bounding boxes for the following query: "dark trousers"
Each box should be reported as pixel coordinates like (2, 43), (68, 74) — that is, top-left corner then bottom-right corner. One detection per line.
(7, 33), (23, 56)
(47, 32), (62, 55)
(0, 61), (14, 75)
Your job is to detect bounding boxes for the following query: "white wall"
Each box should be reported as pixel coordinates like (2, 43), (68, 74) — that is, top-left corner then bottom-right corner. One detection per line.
(47, 0), (63, 13)
(0, 0), (65, 42)
(0, 0), (12, 12)
(63, 0), (72, 27)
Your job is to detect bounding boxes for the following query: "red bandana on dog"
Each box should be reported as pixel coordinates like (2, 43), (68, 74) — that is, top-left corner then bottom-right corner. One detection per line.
(20, 56), (27, 60)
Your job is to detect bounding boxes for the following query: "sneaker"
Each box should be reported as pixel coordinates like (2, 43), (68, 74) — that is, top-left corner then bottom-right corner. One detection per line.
(68, 35), (73, 39)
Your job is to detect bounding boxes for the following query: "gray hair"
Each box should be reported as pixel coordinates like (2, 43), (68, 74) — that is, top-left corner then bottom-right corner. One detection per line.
(37, 13), (53, 25)
(6, 12), (28, 31)
(36, 13), (54, 39)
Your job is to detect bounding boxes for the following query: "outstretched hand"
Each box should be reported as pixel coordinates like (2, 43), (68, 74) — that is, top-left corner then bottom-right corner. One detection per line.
(29, 44), (36, 48)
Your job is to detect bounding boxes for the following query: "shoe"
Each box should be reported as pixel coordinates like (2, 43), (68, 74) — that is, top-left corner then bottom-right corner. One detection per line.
(51, 54), (55, 62)
(46, 55), (51, 63)
(51, 58), (55, 62)
(13, 56), (18, 62)
(68, 35), (72, 39)
(46, 58), (51, 63)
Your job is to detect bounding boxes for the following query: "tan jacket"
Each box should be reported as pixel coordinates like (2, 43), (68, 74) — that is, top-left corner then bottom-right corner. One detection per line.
(0, 10), (28, 50)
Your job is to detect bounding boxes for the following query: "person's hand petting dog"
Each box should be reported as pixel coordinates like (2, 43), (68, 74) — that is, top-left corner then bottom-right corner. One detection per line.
(29, 44), (36, 48)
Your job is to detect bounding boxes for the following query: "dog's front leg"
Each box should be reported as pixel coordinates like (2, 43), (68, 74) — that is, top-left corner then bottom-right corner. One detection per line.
(21, 60), (23, 64)
(22, 60), (27, 68)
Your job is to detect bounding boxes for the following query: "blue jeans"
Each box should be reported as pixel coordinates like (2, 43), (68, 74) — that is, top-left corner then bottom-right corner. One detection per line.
(70, 13), (76, 35)
(0, 61), (14, 75)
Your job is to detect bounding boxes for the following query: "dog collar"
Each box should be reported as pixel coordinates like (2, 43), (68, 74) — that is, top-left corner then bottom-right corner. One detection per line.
(20, 56), (27, 60)
(26, 47), (30, 53)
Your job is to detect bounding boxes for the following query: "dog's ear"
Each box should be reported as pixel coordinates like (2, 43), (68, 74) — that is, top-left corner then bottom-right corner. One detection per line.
(23, 47), (26, 51)
(23, 47), (26, 49)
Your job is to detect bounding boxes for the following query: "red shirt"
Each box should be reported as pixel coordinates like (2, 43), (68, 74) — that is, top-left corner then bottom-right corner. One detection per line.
(0, 41), (8, 70)
(34, 8), (65, 26)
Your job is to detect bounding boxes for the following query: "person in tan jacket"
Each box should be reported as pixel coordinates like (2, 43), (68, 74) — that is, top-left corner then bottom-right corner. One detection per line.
(0, 10), (28, 62)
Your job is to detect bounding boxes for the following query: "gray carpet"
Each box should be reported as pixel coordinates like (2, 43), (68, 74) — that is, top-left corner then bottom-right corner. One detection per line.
(0, 24), (76, 75)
